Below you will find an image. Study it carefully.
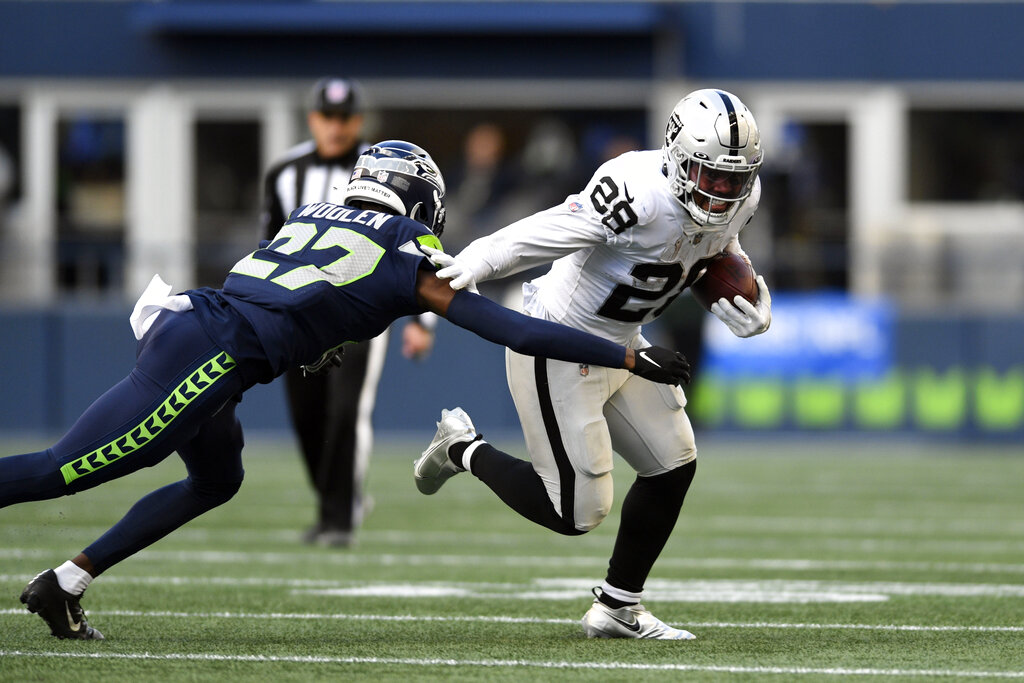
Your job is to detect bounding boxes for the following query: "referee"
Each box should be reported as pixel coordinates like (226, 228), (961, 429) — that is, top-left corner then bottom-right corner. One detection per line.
(261, 77), (436, 546)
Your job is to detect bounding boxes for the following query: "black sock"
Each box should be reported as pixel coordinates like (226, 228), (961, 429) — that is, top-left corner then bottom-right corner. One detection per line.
(597, 592), (632, 609)
(605, 460), (696, 594)
(470, 442), (584, 536)
(448, 435), (482, 469)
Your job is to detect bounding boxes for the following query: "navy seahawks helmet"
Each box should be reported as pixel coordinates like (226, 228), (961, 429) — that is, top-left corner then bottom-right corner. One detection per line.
(343, 140), (447, 236)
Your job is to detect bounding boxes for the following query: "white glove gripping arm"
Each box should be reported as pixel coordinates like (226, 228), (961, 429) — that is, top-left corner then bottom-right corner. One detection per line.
(421, 246), (479, 292)
(710, 274), (772, 338)
(433, 204), (609, 290)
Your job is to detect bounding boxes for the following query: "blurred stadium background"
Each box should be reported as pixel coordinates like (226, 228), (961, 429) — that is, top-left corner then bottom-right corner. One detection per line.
(0, 0), (1023, 441)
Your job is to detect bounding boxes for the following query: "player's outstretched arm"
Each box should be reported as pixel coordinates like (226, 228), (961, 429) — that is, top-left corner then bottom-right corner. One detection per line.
(414, 269), (690, 385)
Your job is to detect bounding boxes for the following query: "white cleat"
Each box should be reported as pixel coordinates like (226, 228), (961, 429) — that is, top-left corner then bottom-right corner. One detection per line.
(581, 599), (696, 640)
(414, 407), (477, 495)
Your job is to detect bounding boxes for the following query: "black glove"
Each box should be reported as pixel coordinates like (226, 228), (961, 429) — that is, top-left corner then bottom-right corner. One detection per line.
(630, 346), (691, 385)
(301, 347), (345, 376)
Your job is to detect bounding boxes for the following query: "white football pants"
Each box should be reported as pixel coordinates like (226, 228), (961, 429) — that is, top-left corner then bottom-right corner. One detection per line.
(505, 348), (697, 532)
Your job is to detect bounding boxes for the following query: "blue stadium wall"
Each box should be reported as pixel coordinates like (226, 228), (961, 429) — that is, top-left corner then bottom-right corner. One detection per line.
(0, 306), (518, 438)
(0, 306), (1021, 440)
(1, 1), (1023, 81)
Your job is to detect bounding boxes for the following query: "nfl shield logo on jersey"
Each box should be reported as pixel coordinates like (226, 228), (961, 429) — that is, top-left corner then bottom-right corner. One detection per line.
(579, 364), (589, 376)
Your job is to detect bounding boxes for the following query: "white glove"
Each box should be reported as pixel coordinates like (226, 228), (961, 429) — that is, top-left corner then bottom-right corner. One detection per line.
(710, 275), (772, 338)
(421, 245), (479, 293)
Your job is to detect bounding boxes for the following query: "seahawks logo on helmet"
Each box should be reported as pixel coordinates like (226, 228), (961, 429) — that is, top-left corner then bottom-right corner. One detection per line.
(342, 140), (447, 237)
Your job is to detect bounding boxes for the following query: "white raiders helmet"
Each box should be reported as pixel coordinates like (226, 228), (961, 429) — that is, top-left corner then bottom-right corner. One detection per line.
(663, 89), (763, 227)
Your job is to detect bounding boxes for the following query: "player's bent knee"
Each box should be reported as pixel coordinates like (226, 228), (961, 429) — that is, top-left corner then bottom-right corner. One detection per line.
(573, 515), (605, 534)
(574, 502), (611, 532)
(677, 446), (697, 469)
(642, 459), (697, 497)
(188, 476), (244, 509)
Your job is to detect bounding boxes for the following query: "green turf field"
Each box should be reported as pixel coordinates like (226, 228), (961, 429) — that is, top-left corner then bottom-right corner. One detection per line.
(2, 434), (1023, 681)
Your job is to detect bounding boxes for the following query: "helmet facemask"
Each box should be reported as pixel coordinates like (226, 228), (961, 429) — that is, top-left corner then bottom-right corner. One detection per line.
(676, 152), (759, 226)
(664, 90), (763, 227)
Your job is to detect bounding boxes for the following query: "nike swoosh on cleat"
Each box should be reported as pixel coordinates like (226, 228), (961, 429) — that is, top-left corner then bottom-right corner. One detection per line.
(638, 351), (661, 368)
(608, 613), (641, 633)
(65, 604), (82, 632)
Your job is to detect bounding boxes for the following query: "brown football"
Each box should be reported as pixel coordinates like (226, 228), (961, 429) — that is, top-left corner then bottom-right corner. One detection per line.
(690, 252), (758, 312)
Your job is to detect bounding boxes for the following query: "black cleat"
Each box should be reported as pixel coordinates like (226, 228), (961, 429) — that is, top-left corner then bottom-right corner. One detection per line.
(20, 569), (104, 640)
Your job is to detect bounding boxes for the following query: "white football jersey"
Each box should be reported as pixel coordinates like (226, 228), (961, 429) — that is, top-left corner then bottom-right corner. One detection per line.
(455, 149), (760, 346)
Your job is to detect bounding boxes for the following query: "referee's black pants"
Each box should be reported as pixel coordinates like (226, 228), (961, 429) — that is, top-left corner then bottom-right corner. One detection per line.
(283, 338), (378, 532)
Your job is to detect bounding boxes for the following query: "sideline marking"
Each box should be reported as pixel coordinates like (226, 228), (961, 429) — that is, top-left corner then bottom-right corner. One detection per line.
(1, 650), (1023, 677)
(3, 608), (1022, 633)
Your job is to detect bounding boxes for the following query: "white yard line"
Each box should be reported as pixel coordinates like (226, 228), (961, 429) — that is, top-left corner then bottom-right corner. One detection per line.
(3, 520), (1023, 547)
(0, 650), (1021, 678)
(3, 547), (1024, 575)
(2, 608), (1023, 633)
(697, 515), (1024, 536)
(3, 573), (1024, 603)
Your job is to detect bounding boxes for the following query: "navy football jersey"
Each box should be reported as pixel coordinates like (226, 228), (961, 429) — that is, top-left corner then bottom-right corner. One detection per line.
(194, 202), (441, 379)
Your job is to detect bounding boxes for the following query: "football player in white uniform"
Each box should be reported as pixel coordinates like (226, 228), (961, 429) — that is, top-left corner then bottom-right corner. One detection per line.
(414, 89), (772, 640)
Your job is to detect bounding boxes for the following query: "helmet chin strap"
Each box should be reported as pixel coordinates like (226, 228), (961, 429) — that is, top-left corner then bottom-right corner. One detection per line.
(409, 202), (423, 223)
(691, 201), (713, 229)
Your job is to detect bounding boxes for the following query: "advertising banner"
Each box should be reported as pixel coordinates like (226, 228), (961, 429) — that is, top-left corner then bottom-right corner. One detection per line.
(702, 292), (895, 381)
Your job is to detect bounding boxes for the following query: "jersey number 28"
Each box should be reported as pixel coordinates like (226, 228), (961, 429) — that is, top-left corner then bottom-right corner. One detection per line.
(596, 263), (685, 323)
(590, 176), (638, 234)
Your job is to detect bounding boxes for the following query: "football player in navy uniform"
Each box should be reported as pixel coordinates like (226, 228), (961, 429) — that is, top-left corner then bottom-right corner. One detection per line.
(414, 90), (772, 640)
(1, 140), (689, 641)
(262, 77), (436, 547)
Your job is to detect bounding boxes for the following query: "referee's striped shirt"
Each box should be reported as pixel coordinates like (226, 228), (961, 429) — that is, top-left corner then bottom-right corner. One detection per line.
(261, 140), (369, 240)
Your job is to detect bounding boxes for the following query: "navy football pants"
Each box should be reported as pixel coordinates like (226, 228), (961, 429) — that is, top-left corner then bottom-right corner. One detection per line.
(0, 310), (250, 575)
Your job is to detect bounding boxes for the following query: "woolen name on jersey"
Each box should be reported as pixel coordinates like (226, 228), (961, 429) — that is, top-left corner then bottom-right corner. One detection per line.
(297, 202), (391, 230)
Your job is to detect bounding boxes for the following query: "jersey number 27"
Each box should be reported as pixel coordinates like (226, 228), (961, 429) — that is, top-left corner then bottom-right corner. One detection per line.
(231, 222), (385, 290)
